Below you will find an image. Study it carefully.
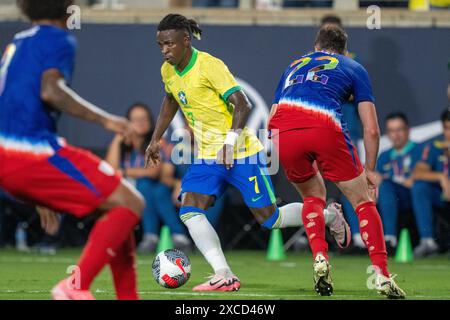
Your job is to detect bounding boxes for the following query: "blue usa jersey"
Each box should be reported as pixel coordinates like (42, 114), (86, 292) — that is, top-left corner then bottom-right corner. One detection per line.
(419, 136), (450, 178)
(0, 25), (76, 152)
(269, 51), (374, 134)
(376, 141), (420, 184)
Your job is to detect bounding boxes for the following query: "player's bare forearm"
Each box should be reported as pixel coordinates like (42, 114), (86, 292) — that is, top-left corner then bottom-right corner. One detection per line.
(145, 95), (178, 168)
(358, 102), (380, 171)
(217, 90), (252, 169)
(151, 95), (179, 143)
(363, 130), (379, 171)
(41, 69), (113, 127)
(227, 90), (252, 131)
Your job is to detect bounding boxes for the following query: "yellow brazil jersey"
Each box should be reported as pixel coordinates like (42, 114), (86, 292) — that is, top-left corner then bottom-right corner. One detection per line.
(161, 47), (263, 159)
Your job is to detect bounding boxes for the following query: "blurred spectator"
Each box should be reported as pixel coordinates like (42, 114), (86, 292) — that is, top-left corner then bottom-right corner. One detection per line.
(430, 0), (450, 10)
(360, 1), (408, 8)
(105, 103), (191, 253)
(321, 15), (343, 26)
(88, 0), (125, 9)
(283, 0), (332, 7)
(169, 0), (194, 7)
(410, 108), (450, 257)
(193, 0), (238, 7)
(375, 112), (420, 254)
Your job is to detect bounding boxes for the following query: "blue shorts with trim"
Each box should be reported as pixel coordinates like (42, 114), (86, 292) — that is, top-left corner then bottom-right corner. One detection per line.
(180, 151), (276, 208)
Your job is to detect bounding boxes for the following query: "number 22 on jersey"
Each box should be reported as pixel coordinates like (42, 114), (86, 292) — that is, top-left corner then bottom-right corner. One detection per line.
(284, 55), (339, 90)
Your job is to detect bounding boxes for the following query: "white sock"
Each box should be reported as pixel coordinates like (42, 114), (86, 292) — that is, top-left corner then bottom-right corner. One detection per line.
(353, 233), (366, 248)
(277, 203), (336, 228)
(183, 214), (231, 275)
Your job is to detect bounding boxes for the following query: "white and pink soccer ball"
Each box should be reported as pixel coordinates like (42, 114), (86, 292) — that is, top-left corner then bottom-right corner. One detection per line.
(152, 249), (191, 289)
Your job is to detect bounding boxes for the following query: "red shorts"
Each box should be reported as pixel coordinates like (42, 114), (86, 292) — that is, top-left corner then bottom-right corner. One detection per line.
(272, 127), (363, 183)
(0, 143), (121, 218)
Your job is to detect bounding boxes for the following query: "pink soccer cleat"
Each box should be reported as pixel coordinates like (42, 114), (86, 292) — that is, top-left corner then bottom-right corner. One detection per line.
(192, 274), (241, 292)
(327, 202), (351, 249)
(51, 278), (95, 300)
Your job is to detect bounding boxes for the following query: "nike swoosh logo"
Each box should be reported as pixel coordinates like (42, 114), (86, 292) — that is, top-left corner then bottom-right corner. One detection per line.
(175, 258), (186, 277)
(218, 278), (239, 288)
(209, 279), (224, 286)
(252, 195), (263, 202)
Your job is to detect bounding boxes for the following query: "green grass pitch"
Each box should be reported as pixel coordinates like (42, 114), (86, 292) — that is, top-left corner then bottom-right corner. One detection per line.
(0, 249), (449, 300)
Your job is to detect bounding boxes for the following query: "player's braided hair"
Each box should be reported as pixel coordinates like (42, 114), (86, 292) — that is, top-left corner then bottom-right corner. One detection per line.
(17, 0), (74, 21)
(157, 14), (202, 41)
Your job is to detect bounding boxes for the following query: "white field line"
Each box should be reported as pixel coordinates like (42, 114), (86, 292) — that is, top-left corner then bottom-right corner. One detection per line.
(1, 256), (449, 271)
(0, 289), (447, 299)
(0, 289), (367, 298)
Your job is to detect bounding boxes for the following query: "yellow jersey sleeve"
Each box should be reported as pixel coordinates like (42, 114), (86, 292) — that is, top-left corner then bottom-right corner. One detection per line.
(203, 57), (241, 102)
(161, 64), (173, 96)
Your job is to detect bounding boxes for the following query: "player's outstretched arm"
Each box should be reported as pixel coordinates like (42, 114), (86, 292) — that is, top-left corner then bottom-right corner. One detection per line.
(216, 90), (252, 169)
(40, 69), (134, 143)
(145, 95), (179, 168)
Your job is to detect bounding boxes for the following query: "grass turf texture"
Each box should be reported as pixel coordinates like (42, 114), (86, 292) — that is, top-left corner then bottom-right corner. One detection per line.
(0, 249), (449, 300)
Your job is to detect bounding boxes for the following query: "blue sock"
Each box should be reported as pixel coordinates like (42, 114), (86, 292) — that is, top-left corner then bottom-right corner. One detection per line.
(261, 207), (281, 229)
(179, 206), (207, 223)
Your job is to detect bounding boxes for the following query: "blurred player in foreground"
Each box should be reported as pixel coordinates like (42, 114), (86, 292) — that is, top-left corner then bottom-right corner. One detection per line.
(268, 25), (406, 298)
(145, 14), (350, 292)
(0, 0), (143, 300)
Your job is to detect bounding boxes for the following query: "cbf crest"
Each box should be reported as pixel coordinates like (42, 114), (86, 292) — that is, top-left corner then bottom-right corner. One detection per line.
(178, 91), (188, 105)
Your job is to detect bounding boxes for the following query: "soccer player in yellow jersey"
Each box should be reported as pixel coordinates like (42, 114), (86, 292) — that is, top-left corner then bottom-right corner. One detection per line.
(145, 14), (350, 292)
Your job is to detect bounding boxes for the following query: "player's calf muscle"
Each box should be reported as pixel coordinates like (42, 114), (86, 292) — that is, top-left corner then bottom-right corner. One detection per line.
(337, 176), (371, 208)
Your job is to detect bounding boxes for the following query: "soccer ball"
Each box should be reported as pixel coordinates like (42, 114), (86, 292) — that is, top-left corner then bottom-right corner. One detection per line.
(152, 249), (191, 289)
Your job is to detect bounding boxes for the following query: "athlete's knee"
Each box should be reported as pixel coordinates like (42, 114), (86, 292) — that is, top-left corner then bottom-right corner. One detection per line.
(179, 206), (207, 225)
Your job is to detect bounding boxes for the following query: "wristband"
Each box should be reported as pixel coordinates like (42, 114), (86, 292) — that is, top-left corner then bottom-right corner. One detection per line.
(224, 131), (239, 146)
